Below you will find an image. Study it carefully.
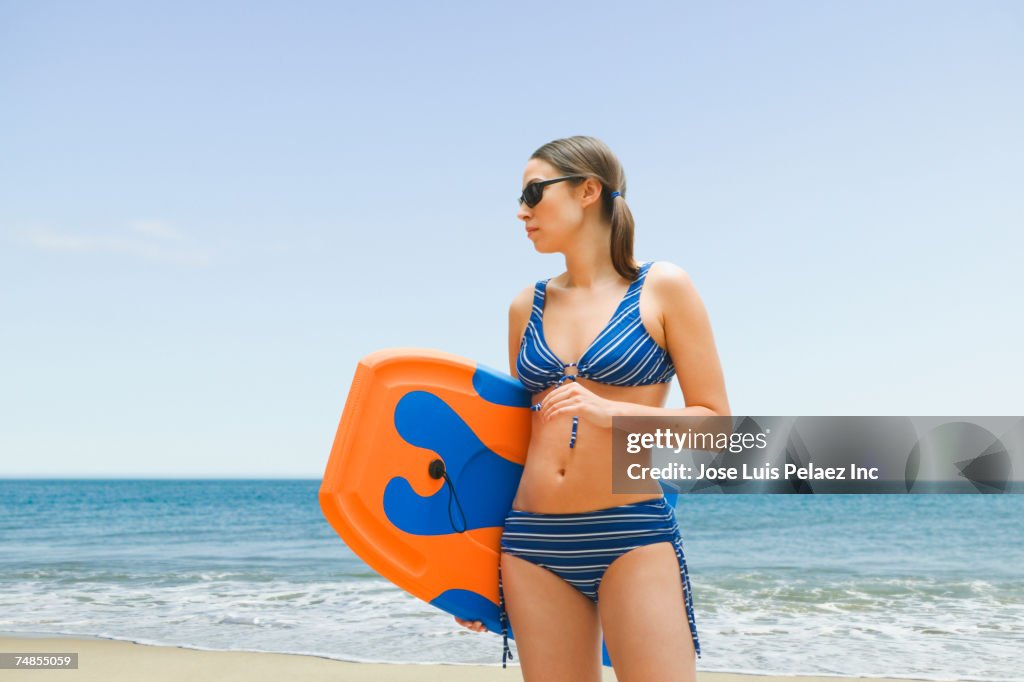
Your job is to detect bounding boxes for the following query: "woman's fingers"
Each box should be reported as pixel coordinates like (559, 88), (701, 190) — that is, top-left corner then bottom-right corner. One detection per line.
(453, 616), (486, 632)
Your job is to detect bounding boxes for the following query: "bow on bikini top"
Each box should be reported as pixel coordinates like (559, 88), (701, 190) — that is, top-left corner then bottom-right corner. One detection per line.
(515, 260), (676, 448)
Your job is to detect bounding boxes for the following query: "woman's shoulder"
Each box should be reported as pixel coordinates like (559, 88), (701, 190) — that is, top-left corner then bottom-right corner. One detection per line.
(645, 259), (689, 280)
(645, 260), (698, 298)
(508, 282), (535, 320)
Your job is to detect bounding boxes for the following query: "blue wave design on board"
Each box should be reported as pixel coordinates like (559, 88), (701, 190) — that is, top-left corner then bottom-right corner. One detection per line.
(472, 363), (532, 408)
(384, 387), (524, 536)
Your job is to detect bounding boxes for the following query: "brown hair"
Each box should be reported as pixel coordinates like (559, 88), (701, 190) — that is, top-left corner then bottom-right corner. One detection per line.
(529, 135), (639, 281)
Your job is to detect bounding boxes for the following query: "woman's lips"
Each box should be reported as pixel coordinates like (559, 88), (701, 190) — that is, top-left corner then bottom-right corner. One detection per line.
(526, 226), (539, 236)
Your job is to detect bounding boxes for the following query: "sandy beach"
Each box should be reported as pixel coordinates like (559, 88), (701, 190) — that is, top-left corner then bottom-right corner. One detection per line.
(0, 635), (967, 682)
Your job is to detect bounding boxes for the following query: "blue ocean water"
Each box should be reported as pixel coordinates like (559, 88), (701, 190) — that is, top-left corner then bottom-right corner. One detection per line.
(0, 480), (1021, 680)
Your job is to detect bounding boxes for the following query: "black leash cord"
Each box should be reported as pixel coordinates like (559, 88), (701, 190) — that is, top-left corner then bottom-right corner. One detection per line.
(442, 470), (468, 534)
(429, 458), (468, 533)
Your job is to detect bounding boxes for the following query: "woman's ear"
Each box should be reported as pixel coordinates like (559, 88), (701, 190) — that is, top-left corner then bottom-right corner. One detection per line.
(577, 177), (604, 208)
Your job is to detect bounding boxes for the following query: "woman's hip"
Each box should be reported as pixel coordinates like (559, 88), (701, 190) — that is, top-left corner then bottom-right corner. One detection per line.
(501, 495), (681, 553)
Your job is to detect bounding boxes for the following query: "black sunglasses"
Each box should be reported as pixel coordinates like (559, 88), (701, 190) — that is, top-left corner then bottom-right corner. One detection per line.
(518, 175), (586, 208)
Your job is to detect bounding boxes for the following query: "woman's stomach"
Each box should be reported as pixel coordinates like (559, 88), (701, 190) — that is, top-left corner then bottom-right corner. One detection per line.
(510, 380), (669, 513)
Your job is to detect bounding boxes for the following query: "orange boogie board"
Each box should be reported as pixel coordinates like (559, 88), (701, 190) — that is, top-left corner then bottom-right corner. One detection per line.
(319, 348), (531, 641)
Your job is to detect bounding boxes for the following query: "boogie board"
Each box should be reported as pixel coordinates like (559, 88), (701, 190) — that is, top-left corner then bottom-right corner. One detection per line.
(319, 347), (678, 667)
(319, 348), (530, 636)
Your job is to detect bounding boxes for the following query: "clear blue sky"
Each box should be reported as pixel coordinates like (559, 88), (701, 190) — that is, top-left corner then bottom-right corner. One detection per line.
(1, 1), (1021, 477)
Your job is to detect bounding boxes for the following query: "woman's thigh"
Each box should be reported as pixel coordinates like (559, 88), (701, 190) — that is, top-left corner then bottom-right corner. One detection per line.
(597, 542), (697, 682)
(501, 551), (603, 682)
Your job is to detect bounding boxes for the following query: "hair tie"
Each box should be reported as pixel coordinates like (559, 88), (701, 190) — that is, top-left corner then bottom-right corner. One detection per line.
(610, 191), (621, 199)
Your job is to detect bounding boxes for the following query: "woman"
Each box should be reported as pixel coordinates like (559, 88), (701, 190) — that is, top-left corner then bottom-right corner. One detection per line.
(456, 135), (730, 682)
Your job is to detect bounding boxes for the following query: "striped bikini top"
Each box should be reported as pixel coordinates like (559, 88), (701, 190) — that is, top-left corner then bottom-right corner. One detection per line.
(516, 260), (676, 393)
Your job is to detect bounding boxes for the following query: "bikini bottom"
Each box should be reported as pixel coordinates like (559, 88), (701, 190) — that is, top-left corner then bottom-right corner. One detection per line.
(496, 495), (701, 668)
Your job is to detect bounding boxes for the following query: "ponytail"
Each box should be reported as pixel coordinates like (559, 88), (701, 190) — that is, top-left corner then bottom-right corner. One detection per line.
(608, 188), (639, 281)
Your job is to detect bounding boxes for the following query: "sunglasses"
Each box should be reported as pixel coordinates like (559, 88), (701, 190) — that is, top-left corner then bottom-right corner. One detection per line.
(518, 175), (586, 208)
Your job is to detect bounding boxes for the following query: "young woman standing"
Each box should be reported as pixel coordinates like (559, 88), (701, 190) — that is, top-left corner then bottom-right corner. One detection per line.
(457, 135), (729, 682)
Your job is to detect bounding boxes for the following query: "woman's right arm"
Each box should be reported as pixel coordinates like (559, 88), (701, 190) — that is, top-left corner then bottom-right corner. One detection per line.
(453, 285), (534, 634)
(507, 285), (534, 378)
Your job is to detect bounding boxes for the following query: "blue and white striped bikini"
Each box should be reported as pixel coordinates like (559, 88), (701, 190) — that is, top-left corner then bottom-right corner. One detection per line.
(516, 260), (677, 448)
(498, 261), (702, 667)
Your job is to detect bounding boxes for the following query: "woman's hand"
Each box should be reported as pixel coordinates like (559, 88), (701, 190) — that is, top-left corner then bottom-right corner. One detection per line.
(454, 616), (487, 633)
(537, 381), (623, 429)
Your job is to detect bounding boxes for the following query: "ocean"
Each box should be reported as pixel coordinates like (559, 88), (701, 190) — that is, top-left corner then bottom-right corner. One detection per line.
(1, 480), (1020, 681)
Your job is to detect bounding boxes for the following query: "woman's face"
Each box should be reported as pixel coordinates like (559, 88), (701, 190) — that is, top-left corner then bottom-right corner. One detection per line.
(517, 158), (586, 253)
